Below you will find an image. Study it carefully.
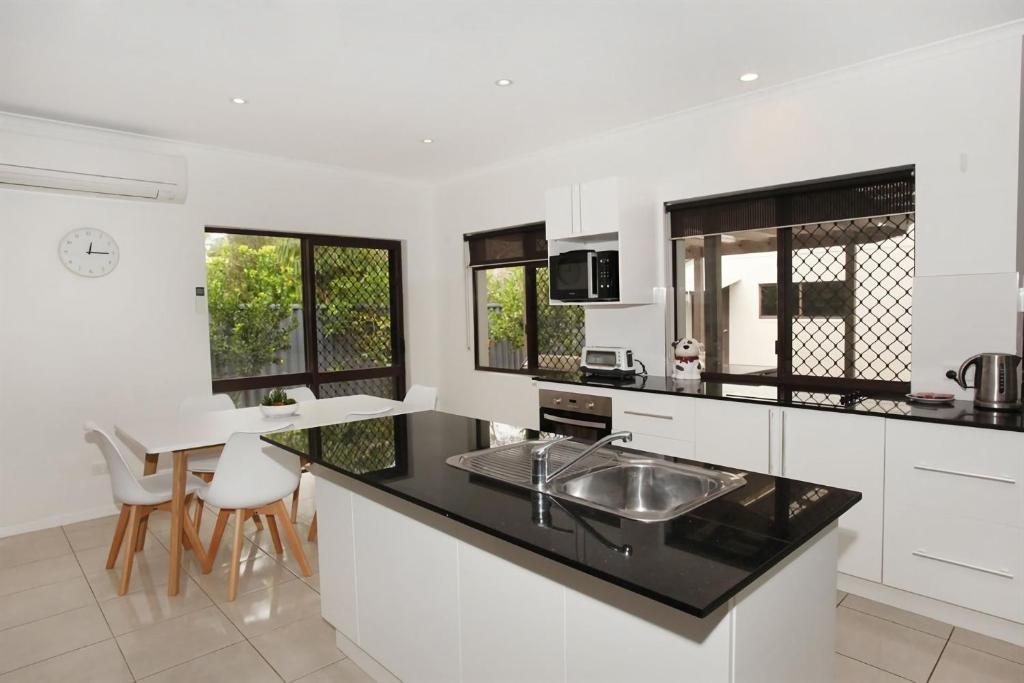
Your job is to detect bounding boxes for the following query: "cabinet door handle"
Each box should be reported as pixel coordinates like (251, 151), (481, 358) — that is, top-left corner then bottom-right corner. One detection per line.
(542, 413), (607, 430)
(780, 410), (787, 476)
(913, 464), (1016, 484)
(622, 410), (673, 421)
(912, 550), (1014, 579)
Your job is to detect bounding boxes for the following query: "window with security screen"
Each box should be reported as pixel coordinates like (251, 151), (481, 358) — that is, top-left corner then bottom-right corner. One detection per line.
(669, 168), (915, 393)
(466, 224), (585, 375)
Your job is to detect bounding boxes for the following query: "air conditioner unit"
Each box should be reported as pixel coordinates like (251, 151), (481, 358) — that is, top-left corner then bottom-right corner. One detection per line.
(0, 130), (187, 203)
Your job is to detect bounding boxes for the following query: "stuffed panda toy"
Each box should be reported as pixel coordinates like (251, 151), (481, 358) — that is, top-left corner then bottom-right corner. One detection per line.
(671, 337), (704, 380)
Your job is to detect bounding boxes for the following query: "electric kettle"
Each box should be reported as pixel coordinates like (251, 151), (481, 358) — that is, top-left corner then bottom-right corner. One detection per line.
(947, 353), (1022, 410)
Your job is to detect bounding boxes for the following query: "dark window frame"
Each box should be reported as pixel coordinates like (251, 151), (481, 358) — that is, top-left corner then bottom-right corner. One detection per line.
(668, 167), (915, 395)
(466, 223), (583, 376)
(205, 226), (406, 401)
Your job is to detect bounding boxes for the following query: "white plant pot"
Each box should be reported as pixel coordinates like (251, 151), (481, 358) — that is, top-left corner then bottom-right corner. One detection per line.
(260, 403), (299, 418)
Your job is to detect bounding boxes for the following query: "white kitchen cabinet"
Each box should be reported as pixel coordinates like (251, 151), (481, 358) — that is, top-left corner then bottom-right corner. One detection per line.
(780, 409), (885, 582)
(543, 184), (577, 240)
(627, 432), (695, 460)
(694, 400), (773, 474)
(352, 494), (461, 683)
(613, 391), (696, 440)
(884, 420), (1024, 622)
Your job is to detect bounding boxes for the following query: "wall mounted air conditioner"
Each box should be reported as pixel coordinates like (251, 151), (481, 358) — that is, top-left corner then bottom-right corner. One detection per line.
(0, 130), (187, 203)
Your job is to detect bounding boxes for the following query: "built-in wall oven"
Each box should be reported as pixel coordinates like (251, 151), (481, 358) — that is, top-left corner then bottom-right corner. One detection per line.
(538, 389), (612, 441)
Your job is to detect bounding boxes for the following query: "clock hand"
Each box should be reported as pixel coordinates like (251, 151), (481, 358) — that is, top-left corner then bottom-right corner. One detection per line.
(90, 250), (110, 255)
(87, 242), (93, 255)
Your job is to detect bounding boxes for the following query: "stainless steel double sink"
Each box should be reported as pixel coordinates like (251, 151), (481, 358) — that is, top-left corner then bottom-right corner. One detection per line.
(446, 439), (745, 523)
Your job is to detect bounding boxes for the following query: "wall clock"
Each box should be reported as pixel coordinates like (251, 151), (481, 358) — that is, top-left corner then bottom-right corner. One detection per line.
(59, 228), (119, 277)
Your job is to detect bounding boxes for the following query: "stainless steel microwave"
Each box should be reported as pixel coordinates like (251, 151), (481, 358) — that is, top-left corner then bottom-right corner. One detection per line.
(549, 249), (619, 301)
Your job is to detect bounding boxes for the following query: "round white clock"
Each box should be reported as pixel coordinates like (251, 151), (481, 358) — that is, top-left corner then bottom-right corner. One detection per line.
(59, 228), (119, 277)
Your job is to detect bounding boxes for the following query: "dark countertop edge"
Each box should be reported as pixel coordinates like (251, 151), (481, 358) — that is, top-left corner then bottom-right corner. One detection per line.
(269, 436), (861, 618)
(534, 375), (1024, 433)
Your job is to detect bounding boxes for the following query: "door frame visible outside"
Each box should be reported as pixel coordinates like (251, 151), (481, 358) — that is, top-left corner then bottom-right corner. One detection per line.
(204, 226), (406, 401)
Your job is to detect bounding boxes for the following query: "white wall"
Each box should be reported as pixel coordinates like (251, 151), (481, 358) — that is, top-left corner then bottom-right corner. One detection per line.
(0, 114), (436, 535)
(433, 28), (1024, 424)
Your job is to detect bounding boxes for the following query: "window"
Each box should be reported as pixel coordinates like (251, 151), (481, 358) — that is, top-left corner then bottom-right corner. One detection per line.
(205, 228), (405, 406)
(670, 168), (915, 392)
(467, 224), (585, 374)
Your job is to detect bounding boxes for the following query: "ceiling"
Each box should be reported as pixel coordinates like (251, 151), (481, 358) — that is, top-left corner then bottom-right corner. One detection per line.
(2, 1), (1023, 181)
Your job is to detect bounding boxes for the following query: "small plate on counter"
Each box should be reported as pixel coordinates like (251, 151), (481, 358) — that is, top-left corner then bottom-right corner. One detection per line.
(906, 392), (955, 405)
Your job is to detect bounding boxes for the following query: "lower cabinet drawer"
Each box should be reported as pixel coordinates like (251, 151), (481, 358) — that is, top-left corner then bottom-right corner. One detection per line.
(614, 393), (694, 440)
(624, 433), (694, 460)
(884, 509), (1024, 622)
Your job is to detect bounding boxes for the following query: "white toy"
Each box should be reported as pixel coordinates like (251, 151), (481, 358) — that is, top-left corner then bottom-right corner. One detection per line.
(671, 337), (704, 380)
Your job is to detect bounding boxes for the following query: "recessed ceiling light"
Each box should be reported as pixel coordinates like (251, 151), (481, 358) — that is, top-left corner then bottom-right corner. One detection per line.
(495, 78), (514, 87)
(231, 97), (247, 104)
(421, 138), (434, 144)
(738, 73), (759, 83)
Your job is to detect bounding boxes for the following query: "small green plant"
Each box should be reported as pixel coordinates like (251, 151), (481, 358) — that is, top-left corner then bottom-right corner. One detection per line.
(261, 388), (296, 407)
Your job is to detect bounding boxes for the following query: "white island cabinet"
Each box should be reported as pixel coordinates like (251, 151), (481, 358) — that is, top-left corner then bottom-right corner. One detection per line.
(313, 466), (839, 683)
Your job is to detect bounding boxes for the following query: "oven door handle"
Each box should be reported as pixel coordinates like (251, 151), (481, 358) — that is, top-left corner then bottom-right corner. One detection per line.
(541, 413), (608, 430)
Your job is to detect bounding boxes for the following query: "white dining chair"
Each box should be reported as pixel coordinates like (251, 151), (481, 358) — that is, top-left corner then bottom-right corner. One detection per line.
(176, 393), (252, 534)
(403, 384), (438, 411)
(85, 422), (207, 595)
(285, 386), (317, 522)
(199, 429), (313, 600)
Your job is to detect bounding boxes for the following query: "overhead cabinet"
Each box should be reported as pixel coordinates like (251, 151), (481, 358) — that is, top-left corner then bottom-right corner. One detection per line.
(544, 176), (658, 306)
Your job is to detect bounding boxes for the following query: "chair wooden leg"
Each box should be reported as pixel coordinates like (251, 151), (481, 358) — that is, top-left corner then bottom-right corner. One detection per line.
(266, 513), (283, 554)
(290, 477), (301, 523)
(251, 513), (264, 531)
(106, 505), (131, 569)
(204, 509), (230, 574)
(307, 512), (317, 543)
(274, 500), (312, 576)
(119, 506), (142, 596)
(193, 498), (206, 533)
(136, 453), (159, 551)
(227, 509), (246, 601)
(182, 510), (208, 570)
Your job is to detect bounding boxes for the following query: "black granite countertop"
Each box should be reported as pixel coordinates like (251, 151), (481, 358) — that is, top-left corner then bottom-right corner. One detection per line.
(535, 372), (1024, 433)
(264, 411), (860, 618)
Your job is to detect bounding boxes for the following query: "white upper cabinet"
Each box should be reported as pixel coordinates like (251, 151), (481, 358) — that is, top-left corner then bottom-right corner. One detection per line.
(544, 184), (577, 240)
(780, 409), (885, 583)
(577, 177), (620, 236)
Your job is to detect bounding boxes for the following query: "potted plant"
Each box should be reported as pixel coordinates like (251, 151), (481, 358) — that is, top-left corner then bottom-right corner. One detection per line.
(259, 388), (299, 418)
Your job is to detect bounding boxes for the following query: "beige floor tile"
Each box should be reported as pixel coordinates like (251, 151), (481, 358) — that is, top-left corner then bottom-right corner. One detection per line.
(249, 522), (319, 578)
(931, 642), (1024, 683)
(950, 627), (1024, 665)
(250, 616), (343, 682)
(836, 590), (847, 606)
(0, 554), (82, 598)
(186, 546), (297, 603)
(835, 605), (945, 682)
(99, 575), (212, 636)
(116, 605), (243, 679)
(0, 639), (131, 683)
(0, 576), (96, 631)
(62, 514), (122, 552)
(0, 604), (111, 675)
(80, 543), (173, 601)
(219, 579), (322, 638)
(841, 594), (953, 638)
(295, 659), (373, 683)
(139, 641), (282, 683)
(0, 528), (72, 570)
(302, 574), (320, 593)
(834, 653), (906, 682)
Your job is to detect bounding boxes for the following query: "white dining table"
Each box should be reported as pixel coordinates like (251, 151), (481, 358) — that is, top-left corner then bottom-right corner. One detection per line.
(115, 394), (403, 596)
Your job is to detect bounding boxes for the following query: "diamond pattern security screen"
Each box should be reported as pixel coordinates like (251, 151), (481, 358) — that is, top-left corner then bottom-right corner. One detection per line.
(791, 214), (914, 383)
(535, 267), (585, 373)
(314, 246), (392, 372)
(320, 419), (398, 474)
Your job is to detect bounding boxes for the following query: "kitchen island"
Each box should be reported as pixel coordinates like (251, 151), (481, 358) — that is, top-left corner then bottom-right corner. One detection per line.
(265, 411), (860, 683)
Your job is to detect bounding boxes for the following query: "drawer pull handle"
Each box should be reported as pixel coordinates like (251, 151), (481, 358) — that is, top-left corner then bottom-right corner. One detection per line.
(912, 550), (1014, 579)
(913, 464), (1016, 484)
(622, 410), (673, 421)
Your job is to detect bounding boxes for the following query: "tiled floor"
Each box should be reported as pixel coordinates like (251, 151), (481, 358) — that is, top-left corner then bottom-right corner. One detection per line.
(0, 475), (369, 682)
(1, 475), (1022, 682)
